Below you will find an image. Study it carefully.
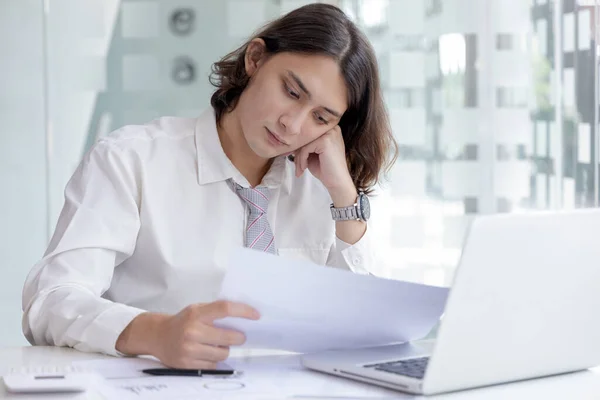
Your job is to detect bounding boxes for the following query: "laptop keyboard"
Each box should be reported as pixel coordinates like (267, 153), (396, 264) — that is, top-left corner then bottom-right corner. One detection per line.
(364, 356), (430, 380)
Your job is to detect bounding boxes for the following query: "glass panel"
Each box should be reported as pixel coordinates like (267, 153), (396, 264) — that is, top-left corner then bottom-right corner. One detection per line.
(1, 0), (599, 345)
(22, 0), (600, 285)
(347, 0), (599, 285)
(44, 0), (282, 225)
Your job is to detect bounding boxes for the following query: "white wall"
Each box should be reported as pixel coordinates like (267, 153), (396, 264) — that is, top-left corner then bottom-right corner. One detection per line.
(0, 0), (47, 346)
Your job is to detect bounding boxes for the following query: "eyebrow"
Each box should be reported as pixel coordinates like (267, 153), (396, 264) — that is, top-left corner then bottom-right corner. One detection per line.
(286, 70), (342, 118)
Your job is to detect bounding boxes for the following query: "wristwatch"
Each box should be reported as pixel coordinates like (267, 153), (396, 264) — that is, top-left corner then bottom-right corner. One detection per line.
(330, 192), (370, 222)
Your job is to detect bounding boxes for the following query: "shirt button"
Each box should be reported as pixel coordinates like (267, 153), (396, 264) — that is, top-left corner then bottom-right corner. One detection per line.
(353, 257), (362, 266)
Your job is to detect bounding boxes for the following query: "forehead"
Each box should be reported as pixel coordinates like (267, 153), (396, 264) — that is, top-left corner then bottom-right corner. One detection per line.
(265, 52), (348, 112)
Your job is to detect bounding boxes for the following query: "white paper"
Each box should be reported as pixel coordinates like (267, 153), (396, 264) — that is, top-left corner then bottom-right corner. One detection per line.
(97, 376), (272, 400)
(72, 356), (232, 380)
(78, 355), (400, 400)
(73, 356), (164, 379)
(73, 357), (278, 399)
(215, 248), (449, 353)
(226, 355), (401, 398)
(99, 377), (202, 399)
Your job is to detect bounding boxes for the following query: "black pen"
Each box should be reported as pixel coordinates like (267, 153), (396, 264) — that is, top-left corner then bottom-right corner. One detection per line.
(141, 368), (240, 377)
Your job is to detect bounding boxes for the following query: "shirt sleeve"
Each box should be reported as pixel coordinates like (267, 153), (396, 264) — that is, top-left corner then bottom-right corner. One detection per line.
(325, 223), (375, 275)
(22, 139), (146, 357)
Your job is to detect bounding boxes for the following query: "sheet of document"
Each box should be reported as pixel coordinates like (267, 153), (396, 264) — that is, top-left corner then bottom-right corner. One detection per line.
(215, 248), (449, 353)
(72, 356), (233, 379)
(75, 355), (403, 400)
(73, 355), (164, 379)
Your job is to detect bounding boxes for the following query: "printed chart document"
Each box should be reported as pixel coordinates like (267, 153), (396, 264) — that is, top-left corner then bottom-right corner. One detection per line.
(215, 248), (449, 353)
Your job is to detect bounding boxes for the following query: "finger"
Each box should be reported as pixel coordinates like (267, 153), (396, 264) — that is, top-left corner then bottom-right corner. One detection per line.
(199, 300), (261, 322)
(201, 325), (247, 347)
(307, 153), (320, 172)
(300, 147), (308, 173)
(297, 144), (313, 176)
(294, 150), (301, 177)
(331, 125), (342, 137)
(191, 343), (231, 363)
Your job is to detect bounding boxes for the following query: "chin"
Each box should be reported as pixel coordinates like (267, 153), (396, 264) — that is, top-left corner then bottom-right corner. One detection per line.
(248, 142), (277, 159)
(248, 135), (282, 159)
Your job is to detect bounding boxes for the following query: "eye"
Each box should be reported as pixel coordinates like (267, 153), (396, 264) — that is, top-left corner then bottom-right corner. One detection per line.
(314, 112), (329, 125)
(284, 83), (299, 99)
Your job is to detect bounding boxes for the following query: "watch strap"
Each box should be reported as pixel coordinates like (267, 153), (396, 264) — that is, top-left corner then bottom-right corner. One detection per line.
(330, 202), (359, 221)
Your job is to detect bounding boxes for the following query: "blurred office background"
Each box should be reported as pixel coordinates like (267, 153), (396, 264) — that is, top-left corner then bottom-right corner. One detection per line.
(1, 0), (598, 345)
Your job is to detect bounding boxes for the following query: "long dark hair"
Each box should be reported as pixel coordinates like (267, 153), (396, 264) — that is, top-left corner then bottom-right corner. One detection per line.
(209, 3), (398, 194)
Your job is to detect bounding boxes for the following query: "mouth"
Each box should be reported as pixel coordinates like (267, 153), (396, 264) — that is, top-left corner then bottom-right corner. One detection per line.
(266, 127), (289, 146)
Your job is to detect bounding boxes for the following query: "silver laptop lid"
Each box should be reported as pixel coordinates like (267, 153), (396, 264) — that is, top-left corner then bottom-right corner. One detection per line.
(423, 209), (600, 395)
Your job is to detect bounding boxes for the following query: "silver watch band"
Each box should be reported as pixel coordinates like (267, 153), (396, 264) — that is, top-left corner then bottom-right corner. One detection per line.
(330, 202), (359, 221)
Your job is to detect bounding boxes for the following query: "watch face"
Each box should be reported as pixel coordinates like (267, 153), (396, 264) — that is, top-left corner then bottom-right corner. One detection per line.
(359, 193), (370, 221)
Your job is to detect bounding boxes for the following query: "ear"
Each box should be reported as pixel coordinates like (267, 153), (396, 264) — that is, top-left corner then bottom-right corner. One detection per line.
(244, 38), (268, 77)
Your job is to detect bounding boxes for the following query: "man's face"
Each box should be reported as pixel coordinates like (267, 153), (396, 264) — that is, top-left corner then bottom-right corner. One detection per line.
(235, 50), (348, 160)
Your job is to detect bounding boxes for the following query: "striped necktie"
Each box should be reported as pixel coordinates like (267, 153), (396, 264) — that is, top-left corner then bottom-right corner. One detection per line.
(230, 180), (277, 254)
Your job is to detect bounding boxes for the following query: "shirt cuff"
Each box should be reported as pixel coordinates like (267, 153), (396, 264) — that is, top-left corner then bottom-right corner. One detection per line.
(336, 225), (374, 274)
(75, 304), (146, 357)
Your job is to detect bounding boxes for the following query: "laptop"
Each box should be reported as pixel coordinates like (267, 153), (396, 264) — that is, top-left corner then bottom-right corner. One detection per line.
(301, 209), (600, 395)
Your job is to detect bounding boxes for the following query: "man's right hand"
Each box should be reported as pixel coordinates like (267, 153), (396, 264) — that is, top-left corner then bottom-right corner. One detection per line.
(116, 300), (260, 369)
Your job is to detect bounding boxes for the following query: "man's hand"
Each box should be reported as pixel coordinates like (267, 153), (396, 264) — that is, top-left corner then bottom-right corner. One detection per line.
(291, 125), (366, 245)
(293, 125), (354, 194)
(116, 300), (260, 369)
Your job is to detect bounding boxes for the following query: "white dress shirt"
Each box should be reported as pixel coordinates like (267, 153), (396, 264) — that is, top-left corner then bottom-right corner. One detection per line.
(22, 109), (375, 357)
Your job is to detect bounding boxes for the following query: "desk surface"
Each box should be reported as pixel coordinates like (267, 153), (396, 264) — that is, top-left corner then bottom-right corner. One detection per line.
(0, 346), (599, 399)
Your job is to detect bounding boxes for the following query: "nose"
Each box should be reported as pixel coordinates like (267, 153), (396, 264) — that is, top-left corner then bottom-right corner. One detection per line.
(279, 109), (307, 136)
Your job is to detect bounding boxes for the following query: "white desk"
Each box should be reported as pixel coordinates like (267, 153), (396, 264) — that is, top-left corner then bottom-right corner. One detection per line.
(1, 346), (600, 399)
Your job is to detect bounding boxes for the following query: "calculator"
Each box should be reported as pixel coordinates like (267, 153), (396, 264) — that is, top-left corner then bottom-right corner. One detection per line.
(2, 365), (102, 393)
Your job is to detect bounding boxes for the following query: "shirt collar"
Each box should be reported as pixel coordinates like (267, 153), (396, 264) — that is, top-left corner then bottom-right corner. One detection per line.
(194, 108), (293, 194)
